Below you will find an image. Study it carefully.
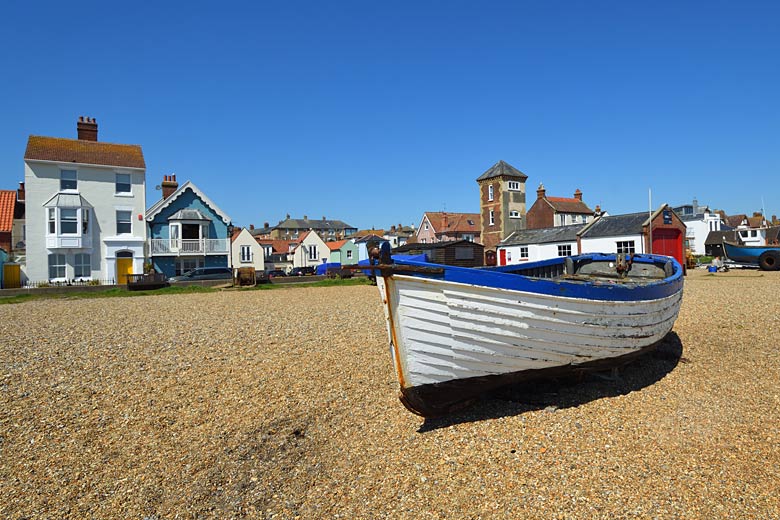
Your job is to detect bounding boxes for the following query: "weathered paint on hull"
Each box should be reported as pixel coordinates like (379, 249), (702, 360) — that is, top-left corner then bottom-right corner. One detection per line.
(377, 274), (683, 417)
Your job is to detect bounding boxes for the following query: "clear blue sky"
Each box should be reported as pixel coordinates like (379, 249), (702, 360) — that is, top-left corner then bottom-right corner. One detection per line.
(1, 1), (778, 230)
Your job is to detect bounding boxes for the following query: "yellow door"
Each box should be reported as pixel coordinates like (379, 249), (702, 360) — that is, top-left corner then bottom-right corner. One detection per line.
(116, 258), (133, 285)
(3, 263), (21, 289)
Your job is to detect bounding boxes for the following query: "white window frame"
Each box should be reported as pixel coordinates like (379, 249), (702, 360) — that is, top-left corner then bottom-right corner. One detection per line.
(509, 210), (521, 218)
(488, 184), (494, 201)
(240, 245), (252, 263)
(557, 244), (572, 257)
(508, 181), (520, 191)
(60, 169), (77, 191)
(520, 246), (529, 259)
(308, 245), (318, 261)
(115, 173), (132, 195)
(47, 208), (56, 234)
(60, 208), (79, 235)
(116, 210), (132, 235)
(346, 250), (353, 259)
(48, 253), (66, 280)
(176, 257), (203, 276)
(74, 253), (91, 279)
(489, 210), (495, 226)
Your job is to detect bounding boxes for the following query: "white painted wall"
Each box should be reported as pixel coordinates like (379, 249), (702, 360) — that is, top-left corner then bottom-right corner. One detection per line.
(231, 228), (265, 272)
(580, 234), (646, 254)
(293, 231), (328, 268)
(24, 160), (146, 282)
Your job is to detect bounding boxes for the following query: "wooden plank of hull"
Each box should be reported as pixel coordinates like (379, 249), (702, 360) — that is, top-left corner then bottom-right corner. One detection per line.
(378, 274), (682, 416)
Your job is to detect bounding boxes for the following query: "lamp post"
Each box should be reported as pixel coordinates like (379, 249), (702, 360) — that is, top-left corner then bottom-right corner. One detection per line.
(227, 224), (235, 283)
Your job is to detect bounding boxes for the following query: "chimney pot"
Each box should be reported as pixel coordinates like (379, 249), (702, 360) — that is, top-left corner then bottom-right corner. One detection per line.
(264, 222), (269, 228)
(161, 173), (179, 200)
(574, 189), (582, 201)
(250, 224), (254, 230)
(76, 115), (98, 141)
(536, 183), (546, 200)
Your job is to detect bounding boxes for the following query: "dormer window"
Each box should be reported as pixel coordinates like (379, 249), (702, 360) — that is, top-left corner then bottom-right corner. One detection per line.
(60, 170), (77, 191)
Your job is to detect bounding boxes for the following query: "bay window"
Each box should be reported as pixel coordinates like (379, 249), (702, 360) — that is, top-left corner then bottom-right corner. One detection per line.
(60, 208), (78, 234)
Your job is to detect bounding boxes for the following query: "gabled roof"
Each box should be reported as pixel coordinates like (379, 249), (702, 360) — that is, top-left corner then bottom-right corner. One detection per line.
(704, 230), (738, 245)
(145, 181), (231, 224)
(24, 136), (145, 169)
(256, 238), (298, 253)
(578, 211), (650, 238)
(326, 239), (349, 251)
(423, 212), (480, 234)
(726, 214), (747, 227)
(476, 160), (527, 182)
(0, 190), (15, 232)
(353, 233), (386, 243)
(500, 223), (587, 246)
(544, 196), (593, 214)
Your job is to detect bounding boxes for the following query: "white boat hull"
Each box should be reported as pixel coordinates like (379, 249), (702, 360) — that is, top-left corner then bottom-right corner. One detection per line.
(377, 274), (683, 416)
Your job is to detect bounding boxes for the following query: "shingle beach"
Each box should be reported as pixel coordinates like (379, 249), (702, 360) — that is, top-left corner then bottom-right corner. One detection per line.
(1, 269), (779, 519)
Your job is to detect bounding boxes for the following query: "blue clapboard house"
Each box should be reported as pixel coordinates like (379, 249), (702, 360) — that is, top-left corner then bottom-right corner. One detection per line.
(145, 175), (232, 278)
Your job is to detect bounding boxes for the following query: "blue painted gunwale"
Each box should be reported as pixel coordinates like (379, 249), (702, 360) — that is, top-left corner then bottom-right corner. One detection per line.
(722, 241), (780, 264)
(389, 253), (684, 302)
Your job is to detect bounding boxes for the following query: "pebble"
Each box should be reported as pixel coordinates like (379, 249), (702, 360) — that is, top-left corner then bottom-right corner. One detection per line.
(0, 271), (779, 518)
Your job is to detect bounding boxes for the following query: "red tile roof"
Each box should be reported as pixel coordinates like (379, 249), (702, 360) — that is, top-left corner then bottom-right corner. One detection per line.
(0, 190), (15, 232)
(24, 136), (145, 169)
(256, 238), (297, 254)
(425, 212), (481, 234)
(545, 197), (593, 214)
(326, 239), (348, 251)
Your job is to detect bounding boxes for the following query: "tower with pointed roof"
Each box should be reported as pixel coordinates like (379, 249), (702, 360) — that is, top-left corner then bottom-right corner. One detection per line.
(476, 160), (528, 255)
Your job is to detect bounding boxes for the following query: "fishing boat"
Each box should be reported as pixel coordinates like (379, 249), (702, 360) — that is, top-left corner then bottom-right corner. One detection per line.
(722, 240), (780, 271)
(357, 245), (684, 417)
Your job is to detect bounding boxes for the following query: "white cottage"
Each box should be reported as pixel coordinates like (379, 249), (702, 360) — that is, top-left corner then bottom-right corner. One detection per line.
(230, 227), (265, 272)
(23, 117), (146, 284)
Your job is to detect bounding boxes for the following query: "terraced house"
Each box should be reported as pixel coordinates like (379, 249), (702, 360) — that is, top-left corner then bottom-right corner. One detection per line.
(23, 117), (146, 284)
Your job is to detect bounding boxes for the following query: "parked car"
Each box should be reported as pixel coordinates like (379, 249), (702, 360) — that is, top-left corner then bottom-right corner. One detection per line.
(266, 269), (287, 278)
(290, 266), (316, 276)
(169, 267), (233, 282)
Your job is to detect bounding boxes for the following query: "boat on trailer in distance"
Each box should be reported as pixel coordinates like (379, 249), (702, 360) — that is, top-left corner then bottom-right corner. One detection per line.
(722, 240), (780, 271)
(352, 244), (684, 417)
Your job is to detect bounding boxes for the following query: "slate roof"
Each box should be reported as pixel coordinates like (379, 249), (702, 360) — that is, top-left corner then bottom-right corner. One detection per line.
(544, 196), (593, 214)
(24, 136), (145, 169)
(704, 230), (738, 245)
(500, 224), (587, 246)
(725, 214), (747, 228)
(424, 212), (480, 234)
(353, 234), (386, 243)
(275, 218), (355, 231)
(580, 211), (650, 238)
(42, 193), (93, 208)
(476, 160), (527, 181)
(0, 190), (15, 232)
(168, 209), (211, 221)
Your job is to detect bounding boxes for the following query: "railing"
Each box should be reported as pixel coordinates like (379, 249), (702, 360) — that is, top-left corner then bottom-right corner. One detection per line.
(23, 278), (116, 288)
(150, 238), (229, 255)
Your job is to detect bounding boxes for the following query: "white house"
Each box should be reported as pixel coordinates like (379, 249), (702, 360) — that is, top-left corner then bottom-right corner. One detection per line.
(680, 210), (722, 255)
(230, 227), (264, 272)
(23, 117), (146, 284)
(291, 230), (328, 269)
(498, 205), (687, 267)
